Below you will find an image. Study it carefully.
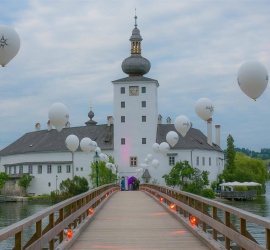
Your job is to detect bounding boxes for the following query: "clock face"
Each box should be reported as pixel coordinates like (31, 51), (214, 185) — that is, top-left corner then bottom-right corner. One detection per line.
(129, 86), (139, 96)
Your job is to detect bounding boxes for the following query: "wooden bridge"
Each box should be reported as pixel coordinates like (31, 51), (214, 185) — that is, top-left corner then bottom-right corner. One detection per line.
(1, 184), (270, 250)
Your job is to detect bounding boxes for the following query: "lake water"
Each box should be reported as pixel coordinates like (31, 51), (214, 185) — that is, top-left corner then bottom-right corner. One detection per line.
(0, 202), (51, 249)
(1, 183), (270, 248)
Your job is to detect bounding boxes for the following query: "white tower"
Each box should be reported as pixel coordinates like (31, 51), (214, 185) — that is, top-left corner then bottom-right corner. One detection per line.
(112, 15), (159, 176)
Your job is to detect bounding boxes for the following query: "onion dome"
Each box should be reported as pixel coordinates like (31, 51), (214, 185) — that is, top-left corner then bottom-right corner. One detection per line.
(121, 15), (151, 76)
(85, 106), (97, 126)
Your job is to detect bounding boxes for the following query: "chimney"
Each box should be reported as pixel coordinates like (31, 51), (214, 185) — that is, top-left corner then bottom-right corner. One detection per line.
(166, 117), (171, 124)
(215, 125), (221, 147)
(47, 120), (52, 131)
(158, 114), (162, 124)
(207, 118), (212, 146)
(107, 116), (113, 126)
(35, 123), (41, 131)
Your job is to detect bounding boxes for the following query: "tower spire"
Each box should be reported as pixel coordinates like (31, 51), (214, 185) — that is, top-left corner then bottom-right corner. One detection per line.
(134, 8), (137, 28)
(121, 14), (151, 76)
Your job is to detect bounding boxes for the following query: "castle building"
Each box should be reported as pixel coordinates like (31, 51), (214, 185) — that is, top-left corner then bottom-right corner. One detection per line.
(0, 16), (224, 196)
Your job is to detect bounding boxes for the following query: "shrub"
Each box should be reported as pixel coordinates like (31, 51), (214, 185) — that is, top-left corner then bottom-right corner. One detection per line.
(201, 189), (215, 199)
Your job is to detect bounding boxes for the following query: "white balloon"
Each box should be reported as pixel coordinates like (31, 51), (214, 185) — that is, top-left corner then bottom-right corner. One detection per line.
(140, 163), (148, 169)
(0, 25), (20, 67)
(147, 154), (153, 161)
(65, 135), (79, 152)
(166, 131), (179, 147)
(152, 143), (160, 153)
(195, 98), (214, 121)
(91, 141), (97, 151)
(174, 115), (191, 137)
(48, 103), (69, 132)
(80, 137), (92, 154)
(151, 159), (160, 169)
(237, 61), (268, 100)
(144, 158), (149, 164)
(159, 142), (170, 155)
(99, 153), (106, 162)
(106, 163), (112, 168)
(95, 147), (101, 154)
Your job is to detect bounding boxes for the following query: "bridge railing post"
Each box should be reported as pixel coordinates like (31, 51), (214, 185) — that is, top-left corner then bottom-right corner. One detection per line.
(225, 211), (231, 249)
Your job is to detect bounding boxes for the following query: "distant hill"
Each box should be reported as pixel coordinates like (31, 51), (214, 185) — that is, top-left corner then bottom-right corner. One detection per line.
(224, 148), (270, 166)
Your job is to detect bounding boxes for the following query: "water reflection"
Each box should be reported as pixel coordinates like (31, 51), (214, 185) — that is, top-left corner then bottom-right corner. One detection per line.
(0, 202), (50, 249)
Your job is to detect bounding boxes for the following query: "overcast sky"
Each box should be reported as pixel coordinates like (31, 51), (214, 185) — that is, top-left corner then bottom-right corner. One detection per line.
(0, 0), (270, 152)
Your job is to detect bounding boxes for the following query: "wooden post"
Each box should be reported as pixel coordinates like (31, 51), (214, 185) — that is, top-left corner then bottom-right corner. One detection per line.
(49, 213), (54, 250)
(15, 231), (22, 250)
(240, 218), (246, 250)
(225, 211), (230, 249)
(212, 207), (217, 240)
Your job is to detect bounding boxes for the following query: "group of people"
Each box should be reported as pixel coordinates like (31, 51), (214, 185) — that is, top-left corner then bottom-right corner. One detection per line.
(121, 176), (140, 191)
(131, 178), (140, 191)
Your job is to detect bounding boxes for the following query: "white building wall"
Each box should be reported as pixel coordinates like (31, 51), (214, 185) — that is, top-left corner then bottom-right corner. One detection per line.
(0, 149), (114, 196)
(135, 148), (224, 187)
(113, 80), (158, 175)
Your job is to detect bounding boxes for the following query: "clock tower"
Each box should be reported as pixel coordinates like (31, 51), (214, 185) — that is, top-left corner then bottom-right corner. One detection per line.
(112, 15), (159, 175)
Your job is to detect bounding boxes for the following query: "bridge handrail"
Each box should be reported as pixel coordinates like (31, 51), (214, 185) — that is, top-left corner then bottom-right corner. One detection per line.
(0, 184), (119, 250)
(141, 184), (270, 250)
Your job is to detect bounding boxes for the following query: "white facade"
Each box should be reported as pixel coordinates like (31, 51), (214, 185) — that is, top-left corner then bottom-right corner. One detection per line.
(113, 79), (159, 175)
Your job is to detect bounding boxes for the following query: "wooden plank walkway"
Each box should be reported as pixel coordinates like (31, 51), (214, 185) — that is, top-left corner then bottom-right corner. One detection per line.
(69, 191), (209, 250)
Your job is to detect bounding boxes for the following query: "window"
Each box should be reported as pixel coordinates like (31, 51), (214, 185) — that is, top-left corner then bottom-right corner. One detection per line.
(196, 157), (199, 166)
(142, 101), (146, 107)
(130, 157), (137, 167)
(5, 166), (7, 174)
(81, 167), (83, 171)
(202, 157), (205, 166)
(121, 87), (125, 94)
(66, 165), (71, 173)
(141, 87), (146, 93)
(169, 157), (175, 166)
(58, 165), (62, 173)
(76, 168), (79, 171)
(121, 101), (125, 108)
(142, 138), (146, 144)
(14, 166), (16, 174)
(121, 116), (125, 123)
(38, 165), (42, 174)
(47, 165), (52, 174)
(28, 165), (33, 174)
(121, 138), (125, 145)
(19, 166), (23, 174)
(48, 182), (51, 187)
(142, 116), (146, 122)
(9, 167), (11, 174)
(209, 157), (211, 166)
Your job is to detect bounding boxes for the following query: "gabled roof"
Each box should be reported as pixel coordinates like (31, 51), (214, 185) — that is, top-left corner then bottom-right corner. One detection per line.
(0, 123), (222, 157)
(0, 124), (114, 156)
(156, 124), (223, 152)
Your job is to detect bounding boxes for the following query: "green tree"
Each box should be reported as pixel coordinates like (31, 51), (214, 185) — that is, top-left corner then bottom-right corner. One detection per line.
(183, 168), (210, 195)
(226, 134), (236, 174)
(162, 161), (210, 197)
(221, 134), (236, 182)
(59, 176), (89, 197)
(18, 174), (34, 195)
(219, 152), (268, 194)
(162, 161), (194, 188)
(89, 155), (118, 188)
(0, 172), (9, 190)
